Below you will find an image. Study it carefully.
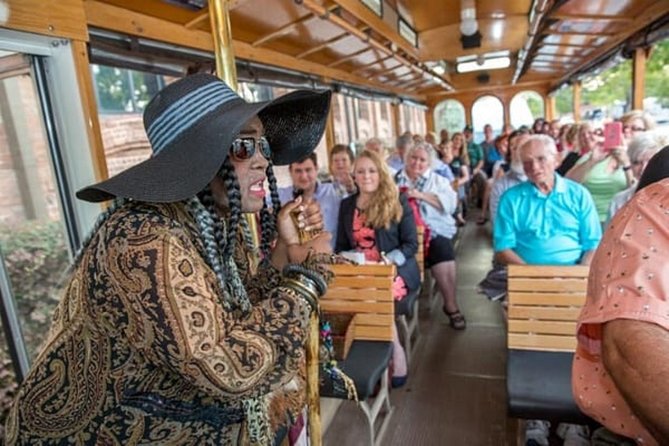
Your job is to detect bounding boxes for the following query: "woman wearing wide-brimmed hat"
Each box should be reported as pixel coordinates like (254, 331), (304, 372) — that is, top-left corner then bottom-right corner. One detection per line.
(6, 74), (334, 445)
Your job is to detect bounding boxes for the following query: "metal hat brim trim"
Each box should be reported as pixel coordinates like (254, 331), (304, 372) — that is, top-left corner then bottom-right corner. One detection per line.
(76, 89), (332, 203)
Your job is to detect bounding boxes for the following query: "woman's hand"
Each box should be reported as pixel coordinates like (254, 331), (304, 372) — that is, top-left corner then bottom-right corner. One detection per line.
(287, 232), (332, 263)
(335, 172), (355, 192)
(276, 196), (304, 246)
(610, 147), (631, 169)
(589, 141), (608, 163)
(406, 188), (423, 201)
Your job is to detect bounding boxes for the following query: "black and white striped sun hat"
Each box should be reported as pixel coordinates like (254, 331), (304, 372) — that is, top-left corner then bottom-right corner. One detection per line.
(76, 73), (331, 203)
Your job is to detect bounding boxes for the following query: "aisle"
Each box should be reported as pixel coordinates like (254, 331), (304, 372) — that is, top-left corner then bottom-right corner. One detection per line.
(323, 221), (513, 446)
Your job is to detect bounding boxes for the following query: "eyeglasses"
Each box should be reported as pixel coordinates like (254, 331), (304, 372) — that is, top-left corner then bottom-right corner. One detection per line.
(624, 125), (646, 133)
(230, 136), (271, 160)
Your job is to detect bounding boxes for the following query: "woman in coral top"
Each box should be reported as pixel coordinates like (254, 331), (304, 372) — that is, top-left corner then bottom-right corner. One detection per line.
(336, 149), (420, 387)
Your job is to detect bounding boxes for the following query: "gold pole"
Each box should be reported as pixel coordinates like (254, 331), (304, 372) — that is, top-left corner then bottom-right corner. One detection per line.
(209, 1), (320, 443)
(209, 0), (259, 260)
(209, 0), (237, 90)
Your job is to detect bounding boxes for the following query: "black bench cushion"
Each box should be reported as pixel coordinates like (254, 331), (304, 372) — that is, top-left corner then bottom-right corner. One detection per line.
(394, 288), (419, 317)
(321, 340), (393, 400)
(507, 349), (592, 424)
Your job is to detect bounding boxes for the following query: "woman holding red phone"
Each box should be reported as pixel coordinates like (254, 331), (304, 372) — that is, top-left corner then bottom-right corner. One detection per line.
(565, 120), (637, 225)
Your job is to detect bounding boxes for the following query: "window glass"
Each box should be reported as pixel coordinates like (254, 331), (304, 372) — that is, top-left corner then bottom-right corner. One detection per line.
(92, 65), (176, 177)
(0, 60), (71, 427)
(555, 84), (574, 122)
(434, 99), (466, 136)
(581, 58), (632, 123)
(471, 95), (504, 142)
(510, 91), (544, 129)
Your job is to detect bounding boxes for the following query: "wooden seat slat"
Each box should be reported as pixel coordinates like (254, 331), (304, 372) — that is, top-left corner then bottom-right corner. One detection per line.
(508, 306), (582, 321)
(508, 333), (578, 352)
(508, 278), (587, 293)
(331, 277), (394, 288)
(324, 289), (392, 300)
(508, 292), (586, 307)
(508, 320), (577, 336)
(354, 325), (393, 341)
(508, 265), (590, 277)
(320, 301), (393, 314)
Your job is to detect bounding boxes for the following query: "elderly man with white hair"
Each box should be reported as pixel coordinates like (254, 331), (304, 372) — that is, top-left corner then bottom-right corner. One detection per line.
(606, 130), (669, 223)
(494, 134), (602, 267)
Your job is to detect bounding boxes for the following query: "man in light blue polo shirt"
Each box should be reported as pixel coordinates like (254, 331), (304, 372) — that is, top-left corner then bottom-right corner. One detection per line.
(494, 134), (601, 266)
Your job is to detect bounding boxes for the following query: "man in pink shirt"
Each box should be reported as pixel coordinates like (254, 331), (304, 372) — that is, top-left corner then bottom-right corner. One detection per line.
(573, 175), (669, 446)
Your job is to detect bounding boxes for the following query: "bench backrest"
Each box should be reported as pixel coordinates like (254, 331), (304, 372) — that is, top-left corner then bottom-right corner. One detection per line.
(507, 265), (589, 352)
(321, 264), (396, 342)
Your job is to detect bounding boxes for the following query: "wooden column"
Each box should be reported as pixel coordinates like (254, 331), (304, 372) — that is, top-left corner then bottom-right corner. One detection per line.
(573, 82), (581, 123)
(425, 106), (435, 133)
(71, 40), (109, 183)
(632, 47), (647, 110)
(325, 103), (336, 152)
(391, 103), (401, 138)
(545, 95), (556, 121)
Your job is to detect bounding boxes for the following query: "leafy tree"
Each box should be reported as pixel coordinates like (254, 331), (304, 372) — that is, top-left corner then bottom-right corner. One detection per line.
(645, 38), (669, 106)
(581, 59), (632, 113)
(555, 85), (573, 116)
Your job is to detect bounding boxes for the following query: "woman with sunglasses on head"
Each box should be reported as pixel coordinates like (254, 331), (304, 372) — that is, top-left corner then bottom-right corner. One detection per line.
(335, 150), (420, 387)
(565, 122), (637, 226)
(6, 74), (335, 446)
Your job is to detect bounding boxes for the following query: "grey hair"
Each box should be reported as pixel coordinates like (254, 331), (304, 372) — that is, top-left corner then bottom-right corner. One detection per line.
(405, 142), (436, 166)
(396, 134), (413, 150)
(519, 134), (558, 159)
(627, 130), (669, 164)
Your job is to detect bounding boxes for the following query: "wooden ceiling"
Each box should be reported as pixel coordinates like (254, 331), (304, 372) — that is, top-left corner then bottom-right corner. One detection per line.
(84, 0), (669, 102)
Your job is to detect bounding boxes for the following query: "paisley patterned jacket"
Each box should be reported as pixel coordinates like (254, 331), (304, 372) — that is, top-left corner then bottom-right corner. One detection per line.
(6, 202), (311, 445)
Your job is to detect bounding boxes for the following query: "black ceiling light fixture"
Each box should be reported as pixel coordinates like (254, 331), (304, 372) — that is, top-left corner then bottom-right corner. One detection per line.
(460, 0), (482, 49)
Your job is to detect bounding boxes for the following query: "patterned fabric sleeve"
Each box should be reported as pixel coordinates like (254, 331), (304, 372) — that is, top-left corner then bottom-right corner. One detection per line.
(116, 221), (311, 402)
(243, 258), (282, 304)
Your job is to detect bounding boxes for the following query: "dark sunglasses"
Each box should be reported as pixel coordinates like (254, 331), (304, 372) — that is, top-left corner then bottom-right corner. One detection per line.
(230, 136), (271, 160)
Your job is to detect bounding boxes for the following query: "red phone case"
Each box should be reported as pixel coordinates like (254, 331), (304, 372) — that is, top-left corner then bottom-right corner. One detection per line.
(603, 122), (623, 151)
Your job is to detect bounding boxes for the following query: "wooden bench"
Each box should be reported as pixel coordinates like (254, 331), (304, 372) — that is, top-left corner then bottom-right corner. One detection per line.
(320, 263), (396, 446)
(506, 265), (592, 424)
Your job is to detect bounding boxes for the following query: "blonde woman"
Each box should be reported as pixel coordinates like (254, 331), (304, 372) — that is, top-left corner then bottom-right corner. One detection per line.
(336, 150), (420, 386)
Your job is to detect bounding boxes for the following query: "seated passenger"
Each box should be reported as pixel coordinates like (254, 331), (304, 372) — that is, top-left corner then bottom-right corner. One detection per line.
(477, 134), (509, 225)
(494, 134), (602, 445)
(606, 131), (669, 223)
(386, 133), (413, 173)
(620, 109), (655, 144)
(494, 134), (602, 266)
(278, 153), (341, 246)
(449, 132), (471, 226)
(336, 149), (420, 387)
(565, 125), (636, 226)
(489, 129), (530, 226)
(395, 143), (464, 329)
(573, 154), (669, 445)
(328, 144), (356, 197)
(365, 136), (385, 156)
